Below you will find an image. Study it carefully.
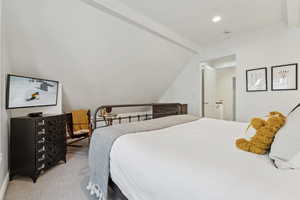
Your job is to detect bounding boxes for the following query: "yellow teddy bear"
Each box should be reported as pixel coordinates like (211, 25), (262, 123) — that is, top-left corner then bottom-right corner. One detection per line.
(236, 111), (286, 155)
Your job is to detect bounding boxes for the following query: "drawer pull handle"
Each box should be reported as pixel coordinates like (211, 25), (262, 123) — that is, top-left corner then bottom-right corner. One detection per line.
(38, 155), (45, 162)
(38, 146), (45, 153)
(37, 164), (45, 171)
(37, 120), (45, 126)
(38, 129), (45, 135)
(38, 138), (45, 144)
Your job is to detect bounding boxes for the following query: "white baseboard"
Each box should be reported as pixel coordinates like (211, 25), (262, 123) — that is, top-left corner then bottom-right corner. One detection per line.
(0, 173), (9, 200)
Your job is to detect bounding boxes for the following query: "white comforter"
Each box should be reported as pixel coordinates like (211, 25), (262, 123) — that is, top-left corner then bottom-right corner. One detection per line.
(110, 118), (300, 200)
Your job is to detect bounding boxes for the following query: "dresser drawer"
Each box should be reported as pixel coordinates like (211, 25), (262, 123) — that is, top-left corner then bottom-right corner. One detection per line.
(36, 162), (46, 172)
(36, 153), (46, 164)
(36, 136), (46, 145)
(36, 144), (46, 154)
(36, 119), (46, 127)
(36, 126), (46, 140)
(45, 116), (64, 126)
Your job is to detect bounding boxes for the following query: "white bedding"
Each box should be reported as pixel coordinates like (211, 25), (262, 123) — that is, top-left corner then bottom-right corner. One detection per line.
(110, 118), (300, 200)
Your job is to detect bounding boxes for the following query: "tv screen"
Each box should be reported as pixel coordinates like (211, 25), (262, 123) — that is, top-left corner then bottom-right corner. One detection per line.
(6, 74), (59, 109)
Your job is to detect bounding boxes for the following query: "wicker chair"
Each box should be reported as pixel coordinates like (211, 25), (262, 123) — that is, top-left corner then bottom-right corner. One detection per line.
(65, 110), (92, 147)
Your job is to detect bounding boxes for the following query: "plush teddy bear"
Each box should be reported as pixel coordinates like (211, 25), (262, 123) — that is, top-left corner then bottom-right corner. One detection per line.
(236, 111), (286, 155)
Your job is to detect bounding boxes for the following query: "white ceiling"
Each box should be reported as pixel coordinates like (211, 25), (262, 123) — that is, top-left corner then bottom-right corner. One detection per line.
(209, 55), (236, 69)
(120, 0), (285, 45)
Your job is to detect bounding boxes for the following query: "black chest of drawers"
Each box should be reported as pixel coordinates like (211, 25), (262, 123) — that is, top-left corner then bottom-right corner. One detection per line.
(10, 114), (67, 183)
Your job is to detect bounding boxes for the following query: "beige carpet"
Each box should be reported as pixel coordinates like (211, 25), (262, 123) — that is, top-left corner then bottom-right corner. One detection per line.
(5, 140), (118, 200)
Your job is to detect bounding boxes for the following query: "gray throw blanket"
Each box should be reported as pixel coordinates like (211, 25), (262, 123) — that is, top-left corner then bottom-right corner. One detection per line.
(87, 115), (200, 200)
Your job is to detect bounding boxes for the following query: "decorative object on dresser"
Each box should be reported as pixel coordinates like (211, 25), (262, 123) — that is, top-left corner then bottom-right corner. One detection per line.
(28, 112), (43, 117)
(10, 114), (66, 183)
(246, 67), (268, 92)
(65, 110), (92, 147)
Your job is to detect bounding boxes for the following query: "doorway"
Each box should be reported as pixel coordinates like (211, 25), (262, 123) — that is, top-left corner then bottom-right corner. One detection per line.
(201, 55), (237, 121)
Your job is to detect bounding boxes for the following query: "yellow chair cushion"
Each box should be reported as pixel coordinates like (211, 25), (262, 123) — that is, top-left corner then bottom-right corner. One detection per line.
(72, 109), (89, 134)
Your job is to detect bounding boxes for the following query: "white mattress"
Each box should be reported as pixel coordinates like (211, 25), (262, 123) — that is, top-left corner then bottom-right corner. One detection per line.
(110, 118), (300, 200)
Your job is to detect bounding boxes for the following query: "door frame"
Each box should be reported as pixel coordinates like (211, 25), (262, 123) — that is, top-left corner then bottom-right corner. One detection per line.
(201, 64), (237, 121)
(201, 68), (205, 117)
(232, 76), (237, 121)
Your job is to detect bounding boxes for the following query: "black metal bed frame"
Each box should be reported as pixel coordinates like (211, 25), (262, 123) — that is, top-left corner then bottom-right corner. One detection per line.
(93, 103), (178, 130)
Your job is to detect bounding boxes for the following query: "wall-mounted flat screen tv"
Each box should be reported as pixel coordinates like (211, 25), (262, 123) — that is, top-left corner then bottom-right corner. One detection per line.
(6, 74), (59, 109)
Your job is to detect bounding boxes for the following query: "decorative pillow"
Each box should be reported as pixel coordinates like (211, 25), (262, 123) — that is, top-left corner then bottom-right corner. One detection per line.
(270, 105), (300, 168)
(273, 151), (300, 169)
(236, 112), (286, 155)
(290, 151), (300, 168)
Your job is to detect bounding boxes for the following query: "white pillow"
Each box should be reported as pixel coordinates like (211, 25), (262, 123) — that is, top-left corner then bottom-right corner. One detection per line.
(270, 107), (300, 168)
(274, 151), (300, 169)
(290, 151), (300, 168)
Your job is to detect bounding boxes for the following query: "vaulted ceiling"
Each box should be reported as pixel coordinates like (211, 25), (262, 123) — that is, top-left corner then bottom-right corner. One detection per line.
(4, 0), (194, 112)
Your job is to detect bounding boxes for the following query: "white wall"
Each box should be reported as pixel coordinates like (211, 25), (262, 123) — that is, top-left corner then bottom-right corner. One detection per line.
(204, 22), (300, 122)
(161, 22), (300, 122)
(5, 0), (194, 114)
(216, 67), (236, 121)
(159, 55), (202, 116)
(0, 0), (10, 196)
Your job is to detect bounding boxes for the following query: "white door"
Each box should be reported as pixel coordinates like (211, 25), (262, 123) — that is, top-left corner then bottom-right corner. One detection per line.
(202, 66), (217, 118)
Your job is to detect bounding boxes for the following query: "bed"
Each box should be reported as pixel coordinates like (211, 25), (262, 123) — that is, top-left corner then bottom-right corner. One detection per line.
(88, 117), (300, 200)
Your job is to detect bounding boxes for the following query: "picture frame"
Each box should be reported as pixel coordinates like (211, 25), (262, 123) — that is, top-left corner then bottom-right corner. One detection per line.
(271, 63), (298, 91)
(246, 67), (268, 92)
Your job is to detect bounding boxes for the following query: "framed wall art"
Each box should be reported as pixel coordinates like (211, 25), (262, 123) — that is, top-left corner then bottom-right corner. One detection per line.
(246, 67), (267, 92)
(271, 63), (298, 91)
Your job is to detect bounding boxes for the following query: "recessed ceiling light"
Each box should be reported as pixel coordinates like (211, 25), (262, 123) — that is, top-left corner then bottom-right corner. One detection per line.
(212, 16), (222, 23)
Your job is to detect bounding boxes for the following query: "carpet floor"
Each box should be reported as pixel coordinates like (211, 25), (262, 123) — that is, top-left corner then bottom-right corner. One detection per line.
(4, 140), (119, 200)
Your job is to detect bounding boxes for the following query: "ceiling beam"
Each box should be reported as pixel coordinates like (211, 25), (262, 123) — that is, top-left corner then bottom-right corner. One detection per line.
(286, 0), (300, 27)
(82, 0), (201, 54)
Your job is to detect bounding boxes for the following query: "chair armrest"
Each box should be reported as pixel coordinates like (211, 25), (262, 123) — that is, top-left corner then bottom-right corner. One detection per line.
(88, 123), (93, 137)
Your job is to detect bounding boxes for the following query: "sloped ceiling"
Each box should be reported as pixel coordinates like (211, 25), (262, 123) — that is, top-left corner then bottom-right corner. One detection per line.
(5, 0), (195, 112)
